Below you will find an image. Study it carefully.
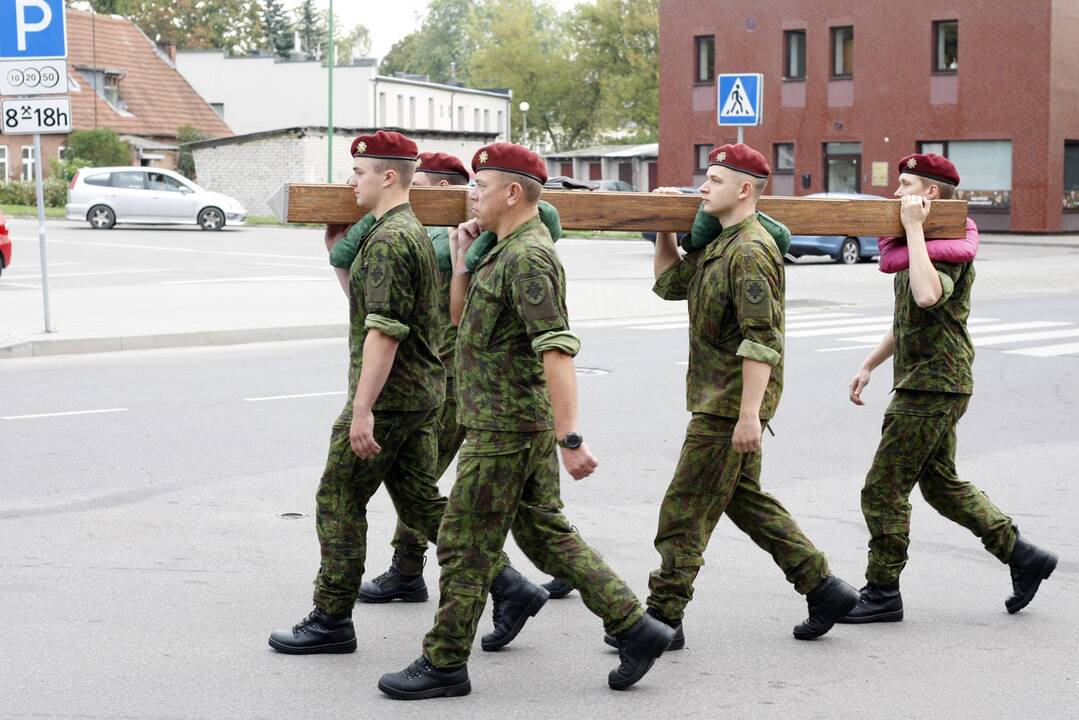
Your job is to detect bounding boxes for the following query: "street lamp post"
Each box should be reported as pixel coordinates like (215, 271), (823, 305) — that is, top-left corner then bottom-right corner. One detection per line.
(519, 100), (530, 148)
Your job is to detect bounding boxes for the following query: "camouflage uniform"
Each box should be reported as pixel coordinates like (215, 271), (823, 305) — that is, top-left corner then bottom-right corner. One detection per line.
(388, 227), (466, 574)
(647, 215), (830, 622)
(861, 261), (1017, 586)
(312, 203), (448, 615)
(422, 215), (644, 669)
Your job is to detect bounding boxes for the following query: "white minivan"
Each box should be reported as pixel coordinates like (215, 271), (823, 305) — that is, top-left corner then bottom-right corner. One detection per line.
(66, 166), (247, 230)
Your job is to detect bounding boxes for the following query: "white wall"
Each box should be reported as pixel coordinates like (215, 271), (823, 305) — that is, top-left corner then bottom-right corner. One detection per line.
(176, 52), (512, 142)
(175, 51), (376, 136)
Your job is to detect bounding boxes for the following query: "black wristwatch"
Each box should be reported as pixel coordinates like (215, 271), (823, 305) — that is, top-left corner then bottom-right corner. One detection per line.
(557, 432), (583, 450)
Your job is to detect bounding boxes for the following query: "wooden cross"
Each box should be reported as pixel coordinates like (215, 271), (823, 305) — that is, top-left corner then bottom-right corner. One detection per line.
(267, 184), (968, 238)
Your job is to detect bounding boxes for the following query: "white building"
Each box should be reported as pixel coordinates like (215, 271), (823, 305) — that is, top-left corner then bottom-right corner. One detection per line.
(188, 126), (500, 218)
(175, 50), (513, 141)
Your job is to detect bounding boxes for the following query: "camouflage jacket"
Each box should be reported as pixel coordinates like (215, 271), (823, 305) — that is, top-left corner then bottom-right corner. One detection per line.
(456, 215), (579, 432)
(653, 214), (785, 420)
(892, 261), (975, 394)
(427, 227), (458, 385)
(346, 203), (445, 413)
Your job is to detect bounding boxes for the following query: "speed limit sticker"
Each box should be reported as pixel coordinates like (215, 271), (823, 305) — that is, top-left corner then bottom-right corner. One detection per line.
(0, 59), (66, 95)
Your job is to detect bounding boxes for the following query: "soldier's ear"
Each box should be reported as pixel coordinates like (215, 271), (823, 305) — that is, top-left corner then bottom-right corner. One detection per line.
(506, 180), (523, 206)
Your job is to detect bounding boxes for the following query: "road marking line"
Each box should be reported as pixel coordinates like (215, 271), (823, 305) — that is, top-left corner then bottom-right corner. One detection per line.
(1006, 342), (1079, 357)
(782, 312), (861, 322)
(161, 275), (328, 285)
(787, 315), (892, 330)
(244, 391), (346, 402)
(2, 408), (128, 420)
(3, 268), (172, 280)
(0, 281), (42, 289)
(46, 238), (322, 262)
(576, 315), (686, 328)
(630, 322), (689, 330)
(255, 262), (331, 269)
(973, 328), (1079, 346)
(816, 345), (880, 352)
(788, 317), (1000, 339)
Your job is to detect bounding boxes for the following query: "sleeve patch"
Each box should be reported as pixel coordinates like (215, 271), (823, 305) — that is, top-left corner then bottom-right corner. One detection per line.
(745, 278), (766, 305)
(515, 275), (558, 321)
(366, 261), (391, 304)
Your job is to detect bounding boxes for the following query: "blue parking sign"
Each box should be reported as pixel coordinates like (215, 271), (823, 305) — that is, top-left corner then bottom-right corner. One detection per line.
(717, 73), (763, 127)
(0, 0), (67, 60)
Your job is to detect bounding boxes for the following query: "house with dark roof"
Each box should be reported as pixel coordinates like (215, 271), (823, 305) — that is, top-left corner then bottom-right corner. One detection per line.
(0, 10), (232, 183)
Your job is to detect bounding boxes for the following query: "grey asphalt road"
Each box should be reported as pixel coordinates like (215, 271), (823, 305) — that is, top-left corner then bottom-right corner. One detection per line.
(1, 235), (1077, 719)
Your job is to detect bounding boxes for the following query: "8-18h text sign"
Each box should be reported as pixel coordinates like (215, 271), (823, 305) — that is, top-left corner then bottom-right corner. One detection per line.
(2, 96), (71, 133)
(0, 0), (68, 96)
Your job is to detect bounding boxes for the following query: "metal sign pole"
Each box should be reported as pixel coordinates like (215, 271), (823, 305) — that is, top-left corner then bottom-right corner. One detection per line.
(32, 131), (53, 332)
(738, 126), (744, 145)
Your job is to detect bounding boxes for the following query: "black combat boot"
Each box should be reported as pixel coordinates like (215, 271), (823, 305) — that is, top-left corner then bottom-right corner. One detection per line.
(542, 577), (576, 599)
(378, 656), (471, 700)
(268, 607), (356, 654)
(1006, 535), (1057, 614)
(793, 575), (860, 639)
(836, 582), (903, 624)
(480, 566), (549, 651)
(604, 607), (684, 651)
(358, 551), (428, 603)
(608, 613), (675, 690)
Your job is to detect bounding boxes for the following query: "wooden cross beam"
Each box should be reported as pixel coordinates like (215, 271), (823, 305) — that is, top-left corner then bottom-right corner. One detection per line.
(267, 184), (969, 238)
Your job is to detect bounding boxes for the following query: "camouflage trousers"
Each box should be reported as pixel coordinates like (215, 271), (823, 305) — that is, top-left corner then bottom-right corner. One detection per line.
(388, 388), (467, 575)
(312, 407), (448, 616)
(423, 428), (644, 669)
(647, 413), (830, 621)
(861, 390), (1017, 586)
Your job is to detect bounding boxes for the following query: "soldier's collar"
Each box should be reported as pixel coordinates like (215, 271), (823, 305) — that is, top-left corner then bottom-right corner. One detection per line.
(475, 214), (542, 269)
(704, 213), (756, 259)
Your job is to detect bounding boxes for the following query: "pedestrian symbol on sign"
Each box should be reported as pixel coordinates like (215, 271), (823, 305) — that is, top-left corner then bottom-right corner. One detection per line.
(721, 78), (754, 117)
(717, 73), (763, 128)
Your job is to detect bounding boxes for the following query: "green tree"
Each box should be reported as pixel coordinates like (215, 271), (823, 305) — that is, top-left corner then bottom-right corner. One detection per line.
(261, 0), (294, 59)
(378, 0), (473, 82)
(571, 0), (659, 141)
(336, 23), (372, 65)
(65, 128), (132, 166)
(294, 0), (324, 60)
(468, 0), (601, 151)
(176, 125), (212, 180)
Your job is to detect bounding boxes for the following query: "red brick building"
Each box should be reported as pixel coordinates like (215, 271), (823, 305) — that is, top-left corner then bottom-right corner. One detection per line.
(658, 0), (1079, 232)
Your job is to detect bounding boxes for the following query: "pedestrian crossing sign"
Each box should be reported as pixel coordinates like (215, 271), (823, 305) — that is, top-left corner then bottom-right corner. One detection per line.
(717, 73), (763, 127)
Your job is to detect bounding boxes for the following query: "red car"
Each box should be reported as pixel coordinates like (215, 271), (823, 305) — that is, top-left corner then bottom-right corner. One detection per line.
(0, 209), (11, 277)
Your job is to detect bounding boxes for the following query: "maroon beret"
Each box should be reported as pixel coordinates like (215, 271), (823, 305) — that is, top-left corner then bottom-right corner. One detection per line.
(898, 153), (960, 187)
(350, 130), (419, 160)
(708, 143), (771, 178)
(472, 142), (548, 184)
(417, 152), (470, 180)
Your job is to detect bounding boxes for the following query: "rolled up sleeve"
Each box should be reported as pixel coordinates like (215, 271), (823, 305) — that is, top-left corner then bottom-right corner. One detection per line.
(532, 330), (581, 357)
(365, 313), (410, 340)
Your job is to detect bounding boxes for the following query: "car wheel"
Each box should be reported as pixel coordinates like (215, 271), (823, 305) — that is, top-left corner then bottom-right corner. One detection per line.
(198, 207), (225, 231)
(838, 237), (860, 265)
(88, 205), (116, 230)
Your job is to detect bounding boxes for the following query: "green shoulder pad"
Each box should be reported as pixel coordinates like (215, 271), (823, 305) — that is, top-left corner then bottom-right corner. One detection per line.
(756, 211), (791, 255)
(538, 200), (562, 242)
(427, 227), (453, 274)
(328, 214), (376, 269)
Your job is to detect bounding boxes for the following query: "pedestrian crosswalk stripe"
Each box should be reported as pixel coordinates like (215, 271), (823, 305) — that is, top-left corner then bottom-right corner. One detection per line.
(971, 328), (1079, 347)
(1006, 341), (1079, 357)
(576, 315), (685, 329)
(630, 321), (689, 330)
(787, 315), (894, 330)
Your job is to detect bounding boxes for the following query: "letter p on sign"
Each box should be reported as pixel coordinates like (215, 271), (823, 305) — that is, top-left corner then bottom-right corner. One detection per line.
(16, 0), (51, 51)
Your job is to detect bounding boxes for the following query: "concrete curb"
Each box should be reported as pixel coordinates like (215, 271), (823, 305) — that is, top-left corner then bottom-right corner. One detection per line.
(0, 324), (347, 359)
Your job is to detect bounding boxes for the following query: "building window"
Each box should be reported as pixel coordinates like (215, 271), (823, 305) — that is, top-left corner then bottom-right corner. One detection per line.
(497, 110), (504, 136)
(560, 161), (573, 177)
(474, 108), (480, 131)
(934, 20), (958, 72)
(378, 92), (386, 125)
(783, 30), (806, 80)
(588, 161), (602, 180)
(484, 109), (490, 132)
(210, 103), (224, 119)
(396, 95), (404, 123)
(694, 35), (715, 83)
(824, 141), (862, 193)
(21, 146), (34, 181)
(409, 97), (416, 127)
(457, 106), (464, 130)
(428, 98), (435, 128)
(0, 145), (7, 181)
(694, 144), (713, 172)
(830, 26), (854, 78)
(918, 140), (1012, 209)
(774, 143), (795, 173)
(1065, 141), (1079, 211)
